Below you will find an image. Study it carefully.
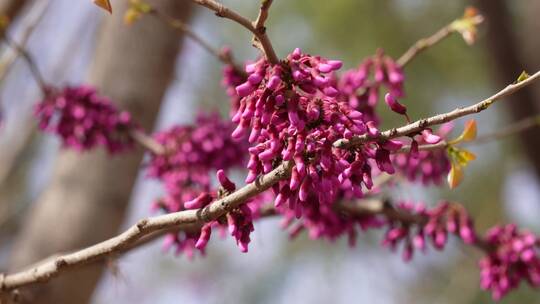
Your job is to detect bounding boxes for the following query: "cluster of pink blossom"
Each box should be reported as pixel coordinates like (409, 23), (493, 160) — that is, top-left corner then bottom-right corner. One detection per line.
(231, 48), (405, 220)
(148, 112), (246, 198)
(382, 201), (476, 261)
(147, 113), (252, 256)
(178, 171), (258, 255)
(278, 198), (384, 246)
(337, 49), (405, 124)
(392, 123), (452, 185)
(34, 86), (134, 153)
(479, 224), (540, 300)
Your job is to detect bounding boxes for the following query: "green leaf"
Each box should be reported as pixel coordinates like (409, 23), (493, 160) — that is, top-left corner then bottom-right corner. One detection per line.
(517, 71), (530, 83)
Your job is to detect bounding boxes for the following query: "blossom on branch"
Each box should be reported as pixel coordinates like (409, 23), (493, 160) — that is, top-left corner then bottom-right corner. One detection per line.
(337, 49), (405, 124)
(232, 48), (400, 220)
(35, 86), (135, 153)
(479, 224), (540, 300)
(393, 123), (453, 185)
(382, 201), (476, 261)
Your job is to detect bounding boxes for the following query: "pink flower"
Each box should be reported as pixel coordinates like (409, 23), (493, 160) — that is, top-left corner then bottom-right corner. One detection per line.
(392, 123), (453, 185)
(231, 48), (390, 219)
(146, 112), (248, 257)
(35, 86), (134, 153)
(479, 224), (540, 300)
(337, 49), (405, 125)
(382, 201), (476, 261)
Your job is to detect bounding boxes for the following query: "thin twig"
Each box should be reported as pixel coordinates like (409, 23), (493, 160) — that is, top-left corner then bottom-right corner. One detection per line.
(191, 0), (279, 64)
(396, 114), (540, 153)
(0, 189), (496, 294)
(128, 129), (165, 155)
(0, 0), (51, 86)
(148, 8), (245, 75)
(334, 70), (540, 149)
(397, 141), (449, 154)
(251, 0), (273, 55)
(336, 199), (492, 252)
(1, 33), (48, 92)
(397, 24), (454, 68)
(253, 0), (272, 30)
(397, 15), (483, 67)
(470, 115), (540, 145)
(0, 161), (293, 292)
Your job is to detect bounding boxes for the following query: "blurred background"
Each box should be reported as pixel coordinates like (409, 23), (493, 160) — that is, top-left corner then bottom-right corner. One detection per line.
(0, 0), (539, 303)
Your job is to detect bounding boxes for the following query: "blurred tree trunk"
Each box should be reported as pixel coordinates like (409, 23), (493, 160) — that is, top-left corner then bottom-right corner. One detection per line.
(8, 1), (192, 303)
(474, 0), (540, 179)
(0, 0), (29, 24)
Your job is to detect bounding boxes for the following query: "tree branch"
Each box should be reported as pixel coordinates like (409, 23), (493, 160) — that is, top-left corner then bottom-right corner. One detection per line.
(471, 114), (540, 145)
(191, 0), (279, 64)
(148, 8), (244, 74)
(397, 11), (483, 67)
(335, 199), (492, 252)
(1, 33), (48, 92)
(334, 70), (540, 149)
(128, 129), (165, 155)
(0, 0), (50, 86)
(253, 0), (272, 30)
(1, 186), (497, 295)
(395, 114), (540, 153)
(0, 161), (293, 292)
(397, 23), (454, 68)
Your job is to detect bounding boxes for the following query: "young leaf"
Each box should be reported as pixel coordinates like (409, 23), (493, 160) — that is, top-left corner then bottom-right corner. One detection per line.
(517, 71), (530, 83)
(451, 6), (484, 45)
(446, 146), (476, 188)
(129, 0), (152, 13)
(448, 162), (464, 189)
(93, 0), (112, 14)
(461, 120), (477, 142)
(456, 149), (476, 166)
(449, 119), (477, 144)
(124, 8), (141, 25)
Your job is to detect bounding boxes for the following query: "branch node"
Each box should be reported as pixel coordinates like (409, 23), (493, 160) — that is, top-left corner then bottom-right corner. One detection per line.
(136, 219), (148, 231)
(55, 258), (67, 269)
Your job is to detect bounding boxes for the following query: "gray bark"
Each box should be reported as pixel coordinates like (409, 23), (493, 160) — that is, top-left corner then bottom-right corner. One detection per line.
(8, 1), (192, 303)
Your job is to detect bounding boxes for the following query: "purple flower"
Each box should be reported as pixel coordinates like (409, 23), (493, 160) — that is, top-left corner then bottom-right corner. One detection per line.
(147, 112), (248, 257)
(337, 49), (405, 125)
(227, 204), (255, 252)
(382, 201), (476, 261)
(35, 86), (134, 153)
(392, 123), (453, 185)
(230, 48), (387, 219)
(479, 224), (540, 300)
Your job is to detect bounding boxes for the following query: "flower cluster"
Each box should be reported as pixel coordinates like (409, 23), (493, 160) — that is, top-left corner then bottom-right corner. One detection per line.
(479, 224), (540, 300)
(393, 123), (453, 185)
(147, 112), (246, 199)
(382, 201), (476, 261)
(34, 86), (134, 153)
(231, 48), (404, 220)
(279, 198), (384, 246)
(147, 113), (250, 256)
(227, 204), (255, 252)
(337, 49), (405, 124)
